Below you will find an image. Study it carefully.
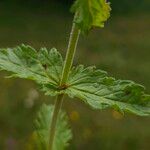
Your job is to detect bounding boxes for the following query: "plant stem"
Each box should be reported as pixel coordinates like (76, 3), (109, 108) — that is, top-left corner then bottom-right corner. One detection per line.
(49, 94), (64, 150)
(49, 13), (80, 150)
(60, 13), (80, 85)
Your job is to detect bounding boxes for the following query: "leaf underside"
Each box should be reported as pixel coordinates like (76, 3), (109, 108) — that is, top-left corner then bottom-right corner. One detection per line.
(0, 45), (149, 116)
(71, 0), (111, 34)
(34, 104), (72, 150)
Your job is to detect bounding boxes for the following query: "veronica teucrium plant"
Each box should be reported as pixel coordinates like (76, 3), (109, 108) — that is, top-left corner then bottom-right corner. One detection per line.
(0, 0), (149, 149)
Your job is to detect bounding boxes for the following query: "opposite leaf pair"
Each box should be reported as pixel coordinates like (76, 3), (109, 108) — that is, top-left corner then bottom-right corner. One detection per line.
(0, 45), (149, 116)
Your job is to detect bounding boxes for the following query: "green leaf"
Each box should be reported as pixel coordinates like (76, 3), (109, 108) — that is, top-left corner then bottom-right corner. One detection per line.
(65, 65), (150, 116)
(0, 45), (150, 116)
(34, 104), (72, 150)
(71, 0), (111, 34)
(0, 44), (64, 96)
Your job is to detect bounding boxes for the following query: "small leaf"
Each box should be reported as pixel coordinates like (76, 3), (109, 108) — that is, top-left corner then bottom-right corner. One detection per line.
(71, 0), (111, 34)
(66, 65), (150, 116)
(0, 44), (64, 96)
(34, 104), (72, 150)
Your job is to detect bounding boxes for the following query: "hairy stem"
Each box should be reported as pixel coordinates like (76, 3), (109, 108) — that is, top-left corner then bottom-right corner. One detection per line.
(60, 13), (80, 85)
(49, 94), (64, 150)
(49, 13), (80, 150)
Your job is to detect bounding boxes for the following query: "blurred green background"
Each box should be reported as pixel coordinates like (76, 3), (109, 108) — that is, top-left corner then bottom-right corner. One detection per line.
(0, 0), (150, 150)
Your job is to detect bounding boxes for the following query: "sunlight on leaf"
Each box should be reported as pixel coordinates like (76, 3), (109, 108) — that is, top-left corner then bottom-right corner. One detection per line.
(71, 0), (111, 34)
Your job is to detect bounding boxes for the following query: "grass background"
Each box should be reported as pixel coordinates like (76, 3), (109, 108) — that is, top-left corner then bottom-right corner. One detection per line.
(0, 1), (150, 149)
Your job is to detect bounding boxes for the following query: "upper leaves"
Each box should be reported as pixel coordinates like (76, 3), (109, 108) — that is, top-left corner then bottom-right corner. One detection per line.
(71, 0), (111, 34)
(0, 44), (63, 96)
(34, 104), (72, 150)
(66, 65), (150, 116)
